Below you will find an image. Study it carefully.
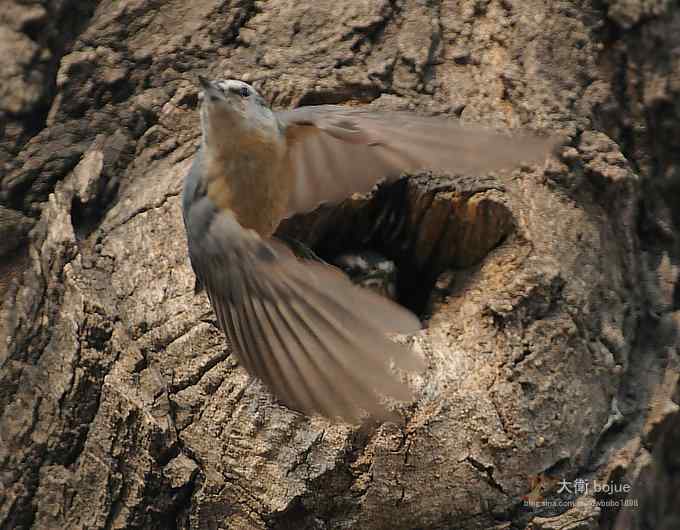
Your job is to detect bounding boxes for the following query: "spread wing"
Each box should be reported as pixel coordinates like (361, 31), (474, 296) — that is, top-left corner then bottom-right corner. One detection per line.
(184, 195), (424, 423)
(277, 106), (562, 217)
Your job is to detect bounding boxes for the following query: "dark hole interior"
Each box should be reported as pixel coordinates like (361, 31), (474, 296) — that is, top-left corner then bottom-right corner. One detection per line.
(276, 174), (515, 317)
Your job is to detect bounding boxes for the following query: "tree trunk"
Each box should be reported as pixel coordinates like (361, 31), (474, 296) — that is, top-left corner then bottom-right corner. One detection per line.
(1, 1), (678, 529)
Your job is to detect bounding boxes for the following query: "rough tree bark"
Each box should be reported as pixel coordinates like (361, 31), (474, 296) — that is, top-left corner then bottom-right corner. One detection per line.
(1, 1), (678, 529)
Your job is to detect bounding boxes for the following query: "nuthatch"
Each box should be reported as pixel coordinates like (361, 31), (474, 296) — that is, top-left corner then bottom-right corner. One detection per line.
(181, 76), (559, 422)
(333, 251), (399, 301)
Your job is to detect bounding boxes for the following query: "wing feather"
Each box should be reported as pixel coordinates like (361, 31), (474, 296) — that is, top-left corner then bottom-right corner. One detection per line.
(255, 290), (308, 410)
(271, 287), (360, 418)
(186, 208), (423, 422)
(279, 106), (562, 217)
(281, 296), (372, 419)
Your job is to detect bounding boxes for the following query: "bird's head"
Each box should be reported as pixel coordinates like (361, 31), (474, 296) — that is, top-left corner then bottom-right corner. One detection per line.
(198, 76), (277, 145)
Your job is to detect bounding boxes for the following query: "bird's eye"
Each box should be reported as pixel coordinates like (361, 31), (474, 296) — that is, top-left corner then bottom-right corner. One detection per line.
(239, 86), (250, 98)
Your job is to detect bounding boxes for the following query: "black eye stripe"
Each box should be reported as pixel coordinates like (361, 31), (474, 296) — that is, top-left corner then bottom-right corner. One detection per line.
(226, 85), (250, 97)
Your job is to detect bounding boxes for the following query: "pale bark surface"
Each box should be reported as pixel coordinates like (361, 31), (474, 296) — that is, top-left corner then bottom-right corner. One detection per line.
(1, 1), (678, 529)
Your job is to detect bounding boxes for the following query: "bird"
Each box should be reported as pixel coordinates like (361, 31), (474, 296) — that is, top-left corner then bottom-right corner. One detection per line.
(181, 76), (561, 423)
(332, 251), (399, 302)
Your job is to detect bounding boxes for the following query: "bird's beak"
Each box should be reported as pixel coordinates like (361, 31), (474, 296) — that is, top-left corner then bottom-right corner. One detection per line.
(198, 75), (220, 101)
(198, 75), (211, 90)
